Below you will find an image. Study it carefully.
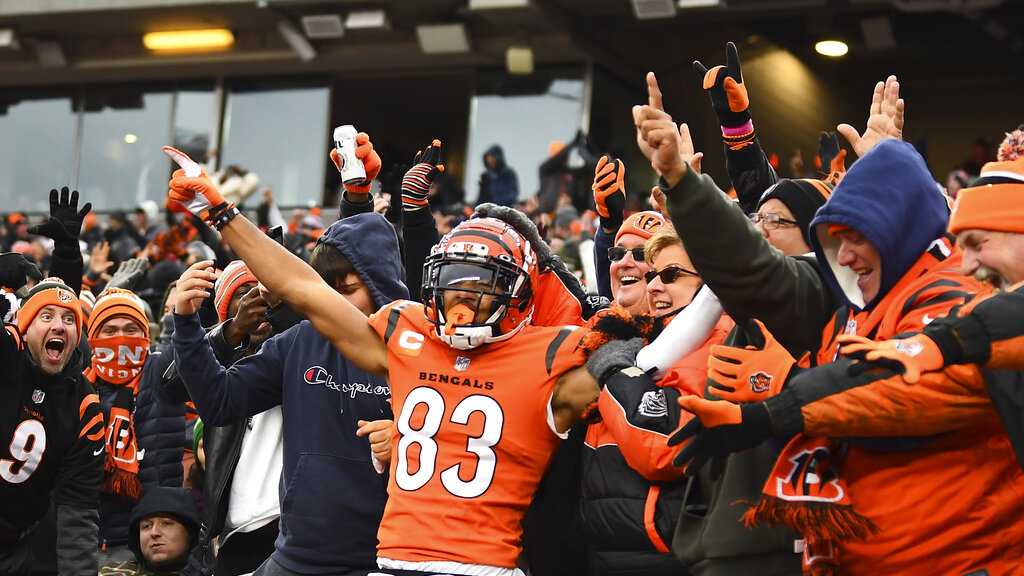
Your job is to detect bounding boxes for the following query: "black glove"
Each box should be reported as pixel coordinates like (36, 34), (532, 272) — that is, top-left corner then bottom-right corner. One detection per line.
(585, 337), (645, 387)
(472, 203), (554, 265)
(668, 399), (772, 474)
(29, 187), (91, 244)
(693, 42), (751, 130)
(106, 257), (149, 292)
(0, 252), (41, 292)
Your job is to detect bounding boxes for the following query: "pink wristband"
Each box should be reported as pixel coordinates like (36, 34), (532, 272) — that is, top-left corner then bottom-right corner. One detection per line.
(721, 120), (754, 138)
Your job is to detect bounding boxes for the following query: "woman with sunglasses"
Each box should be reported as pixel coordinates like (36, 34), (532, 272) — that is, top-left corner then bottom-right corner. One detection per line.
(578, 226), (733, 576)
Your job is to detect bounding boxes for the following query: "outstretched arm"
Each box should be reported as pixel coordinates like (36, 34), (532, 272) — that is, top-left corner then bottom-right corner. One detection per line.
(164, 148), (387, 375)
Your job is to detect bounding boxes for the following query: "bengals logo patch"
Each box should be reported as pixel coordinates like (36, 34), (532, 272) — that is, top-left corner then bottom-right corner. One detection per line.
(774, 447), (846, 504)
(749, 371), (772, 393)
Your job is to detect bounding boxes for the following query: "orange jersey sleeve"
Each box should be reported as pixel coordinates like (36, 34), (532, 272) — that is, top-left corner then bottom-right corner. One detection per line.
(801, 363), (996, 438)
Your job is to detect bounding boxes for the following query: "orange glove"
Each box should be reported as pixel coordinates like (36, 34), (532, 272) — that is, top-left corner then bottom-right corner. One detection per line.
(837, 333), (944, 384)
(707, 320), (795, 403)
(592, 155), (625, 230)
(164, 146), (227, 220)
(330, 132), (382, 195)
(669, 395), (772, 473)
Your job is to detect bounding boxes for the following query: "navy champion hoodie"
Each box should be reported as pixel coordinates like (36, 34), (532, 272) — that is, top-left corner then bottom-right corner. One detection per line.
(173, 213), (408, 574)
(808, 140), (949, 311)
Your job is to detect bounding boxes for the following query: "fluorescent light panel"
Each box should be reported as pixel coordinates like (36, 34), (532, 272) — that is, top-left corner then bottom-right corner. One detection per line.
(143, 29), (234, 51)
(345, 10), (390, 30)
(469, 0), (530, 9)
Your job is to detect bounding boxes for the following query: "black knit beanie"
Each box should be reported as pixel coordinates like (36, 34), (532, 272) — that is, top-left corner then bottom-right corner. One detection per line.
(757, 178), (832, 246)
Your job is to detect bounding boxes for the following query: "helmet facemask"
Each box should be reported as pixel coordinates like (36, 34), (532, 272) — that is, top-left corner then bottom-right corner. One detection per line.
(422, 220), (535, 350)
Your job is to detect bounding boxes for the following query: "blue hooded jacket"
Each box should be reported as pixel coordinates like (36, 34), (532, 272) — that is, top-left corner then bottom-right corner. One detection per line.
(173, 212), (408, 573)
(481, 145), (520, 207)
(809, 140), (948, 311)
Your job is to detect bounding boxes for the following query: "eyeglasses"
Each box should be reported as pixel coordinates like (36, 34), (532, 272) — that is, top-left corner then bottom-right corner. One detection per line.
(645, 265), (700, 285)
(607, 246), (646, 263)
(749, 212), (799, 231)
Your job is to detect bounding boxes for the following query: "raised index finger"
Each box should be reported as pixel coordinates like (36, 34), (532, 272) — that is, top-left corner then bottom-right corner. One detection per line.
(647, 72), (664, 112)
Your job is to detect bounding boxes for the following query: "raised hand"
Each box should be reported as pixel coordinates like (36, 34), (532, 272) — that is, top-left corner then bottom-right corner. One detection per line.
(693, 41), (750, 129)
(837, 75), (905, 158)
(592, 155), (626, 231)
(29, 187), (92, 243)
(89, 241), (114, 277)
(0, 253), (40, 292)
(330, 132), (382, 195)
(164, 146), (228, 221)
(106, 257), (149, 292)
(175, 260), (217, 316)
(677, 122), (703, 174)
(401, 139), (445, 212)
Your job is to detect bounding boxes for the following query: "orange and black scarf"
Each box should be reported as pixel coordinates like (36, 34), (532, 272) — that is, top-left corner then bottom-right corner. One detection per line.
(743, 436), (876, 575)
(84, 335), (149, 501)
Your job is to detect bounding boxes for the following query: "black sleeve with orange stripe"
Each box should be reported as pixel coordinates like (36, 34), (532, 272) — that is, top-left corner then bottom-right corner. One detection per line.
(54, 388), (104, 510)
(924, 286), (1024, 370)
(725, 133), (778, 215)
(53, 387), (102, 576)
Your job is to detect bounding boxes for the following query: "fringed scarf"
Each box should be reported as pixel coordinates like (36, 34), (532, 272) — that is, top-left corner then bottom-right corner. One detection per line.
(742, 435), (877, 575)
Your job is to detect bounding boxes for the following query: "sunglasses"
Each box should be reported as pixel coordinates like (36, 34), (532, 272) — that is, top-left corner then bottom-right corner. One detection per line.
(608, 246), (646, 262)
(645, 265), (700, 285)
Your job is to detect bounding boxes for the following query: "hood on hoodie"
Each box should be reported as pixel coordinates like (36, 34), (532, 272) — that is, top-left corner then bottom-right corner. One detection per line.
(316, 212), (409, 309)
(483, 144), (507, 171)
(809, 140), (948, 310)
(129, 487), (200, 570)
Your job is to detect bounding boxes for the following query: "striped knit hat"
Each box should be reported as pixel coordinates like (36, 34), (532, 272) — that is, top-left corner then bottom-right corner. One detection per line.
(214, 260), (257, 322)
(88, 288), (150, 340)
(949, 158), (1024, 235)
(17, 278), (82, 335)
(79, 288), (97, 319)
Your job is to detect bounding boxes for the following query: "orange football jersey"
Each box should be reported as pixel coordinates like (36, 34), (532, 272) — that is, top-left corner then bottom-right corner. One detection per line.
(368, 300), (586, 570)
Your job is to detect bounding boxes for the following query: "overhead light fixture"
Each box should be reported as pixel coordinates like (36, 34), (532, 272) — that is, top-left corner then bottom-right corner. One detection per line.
(678, 0), (720, 7)
(143, 28), (234, 52)
(506, 46), (533, 75)
(301, 14), (345, 39)
(416, 23), (470, 54)
(124, 133), (138, 144)
(815, 39), (849, 57)
(469, 0), (529, 9)
(0, 29), (20, 50)
(632, 0), (676, 20)
(277, 19), (317, 62)
(345, 9), (390, 30)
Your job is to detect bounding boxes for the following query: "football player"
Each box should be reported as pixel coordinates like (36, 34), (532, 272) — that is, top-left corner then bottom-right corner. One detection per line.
(165, 148), (602, 576)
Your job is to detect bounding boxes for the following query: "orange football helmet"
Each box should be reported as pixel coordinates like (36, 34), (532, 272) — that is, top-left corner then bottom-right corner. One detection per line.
(422, 217), (537, 350)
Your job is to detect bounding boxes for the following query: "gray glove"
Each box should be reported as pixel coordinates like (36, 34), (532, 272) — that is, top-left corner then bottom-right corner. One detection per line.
(106, 257), (148, 292)
(586, 337), (645, 387)
(473, 202), (553, 265)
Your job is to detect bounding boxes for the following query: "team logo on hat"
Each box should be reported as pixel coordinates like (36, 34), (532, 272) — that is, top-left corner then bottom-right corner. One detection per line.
(57, 290), (74, 303)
